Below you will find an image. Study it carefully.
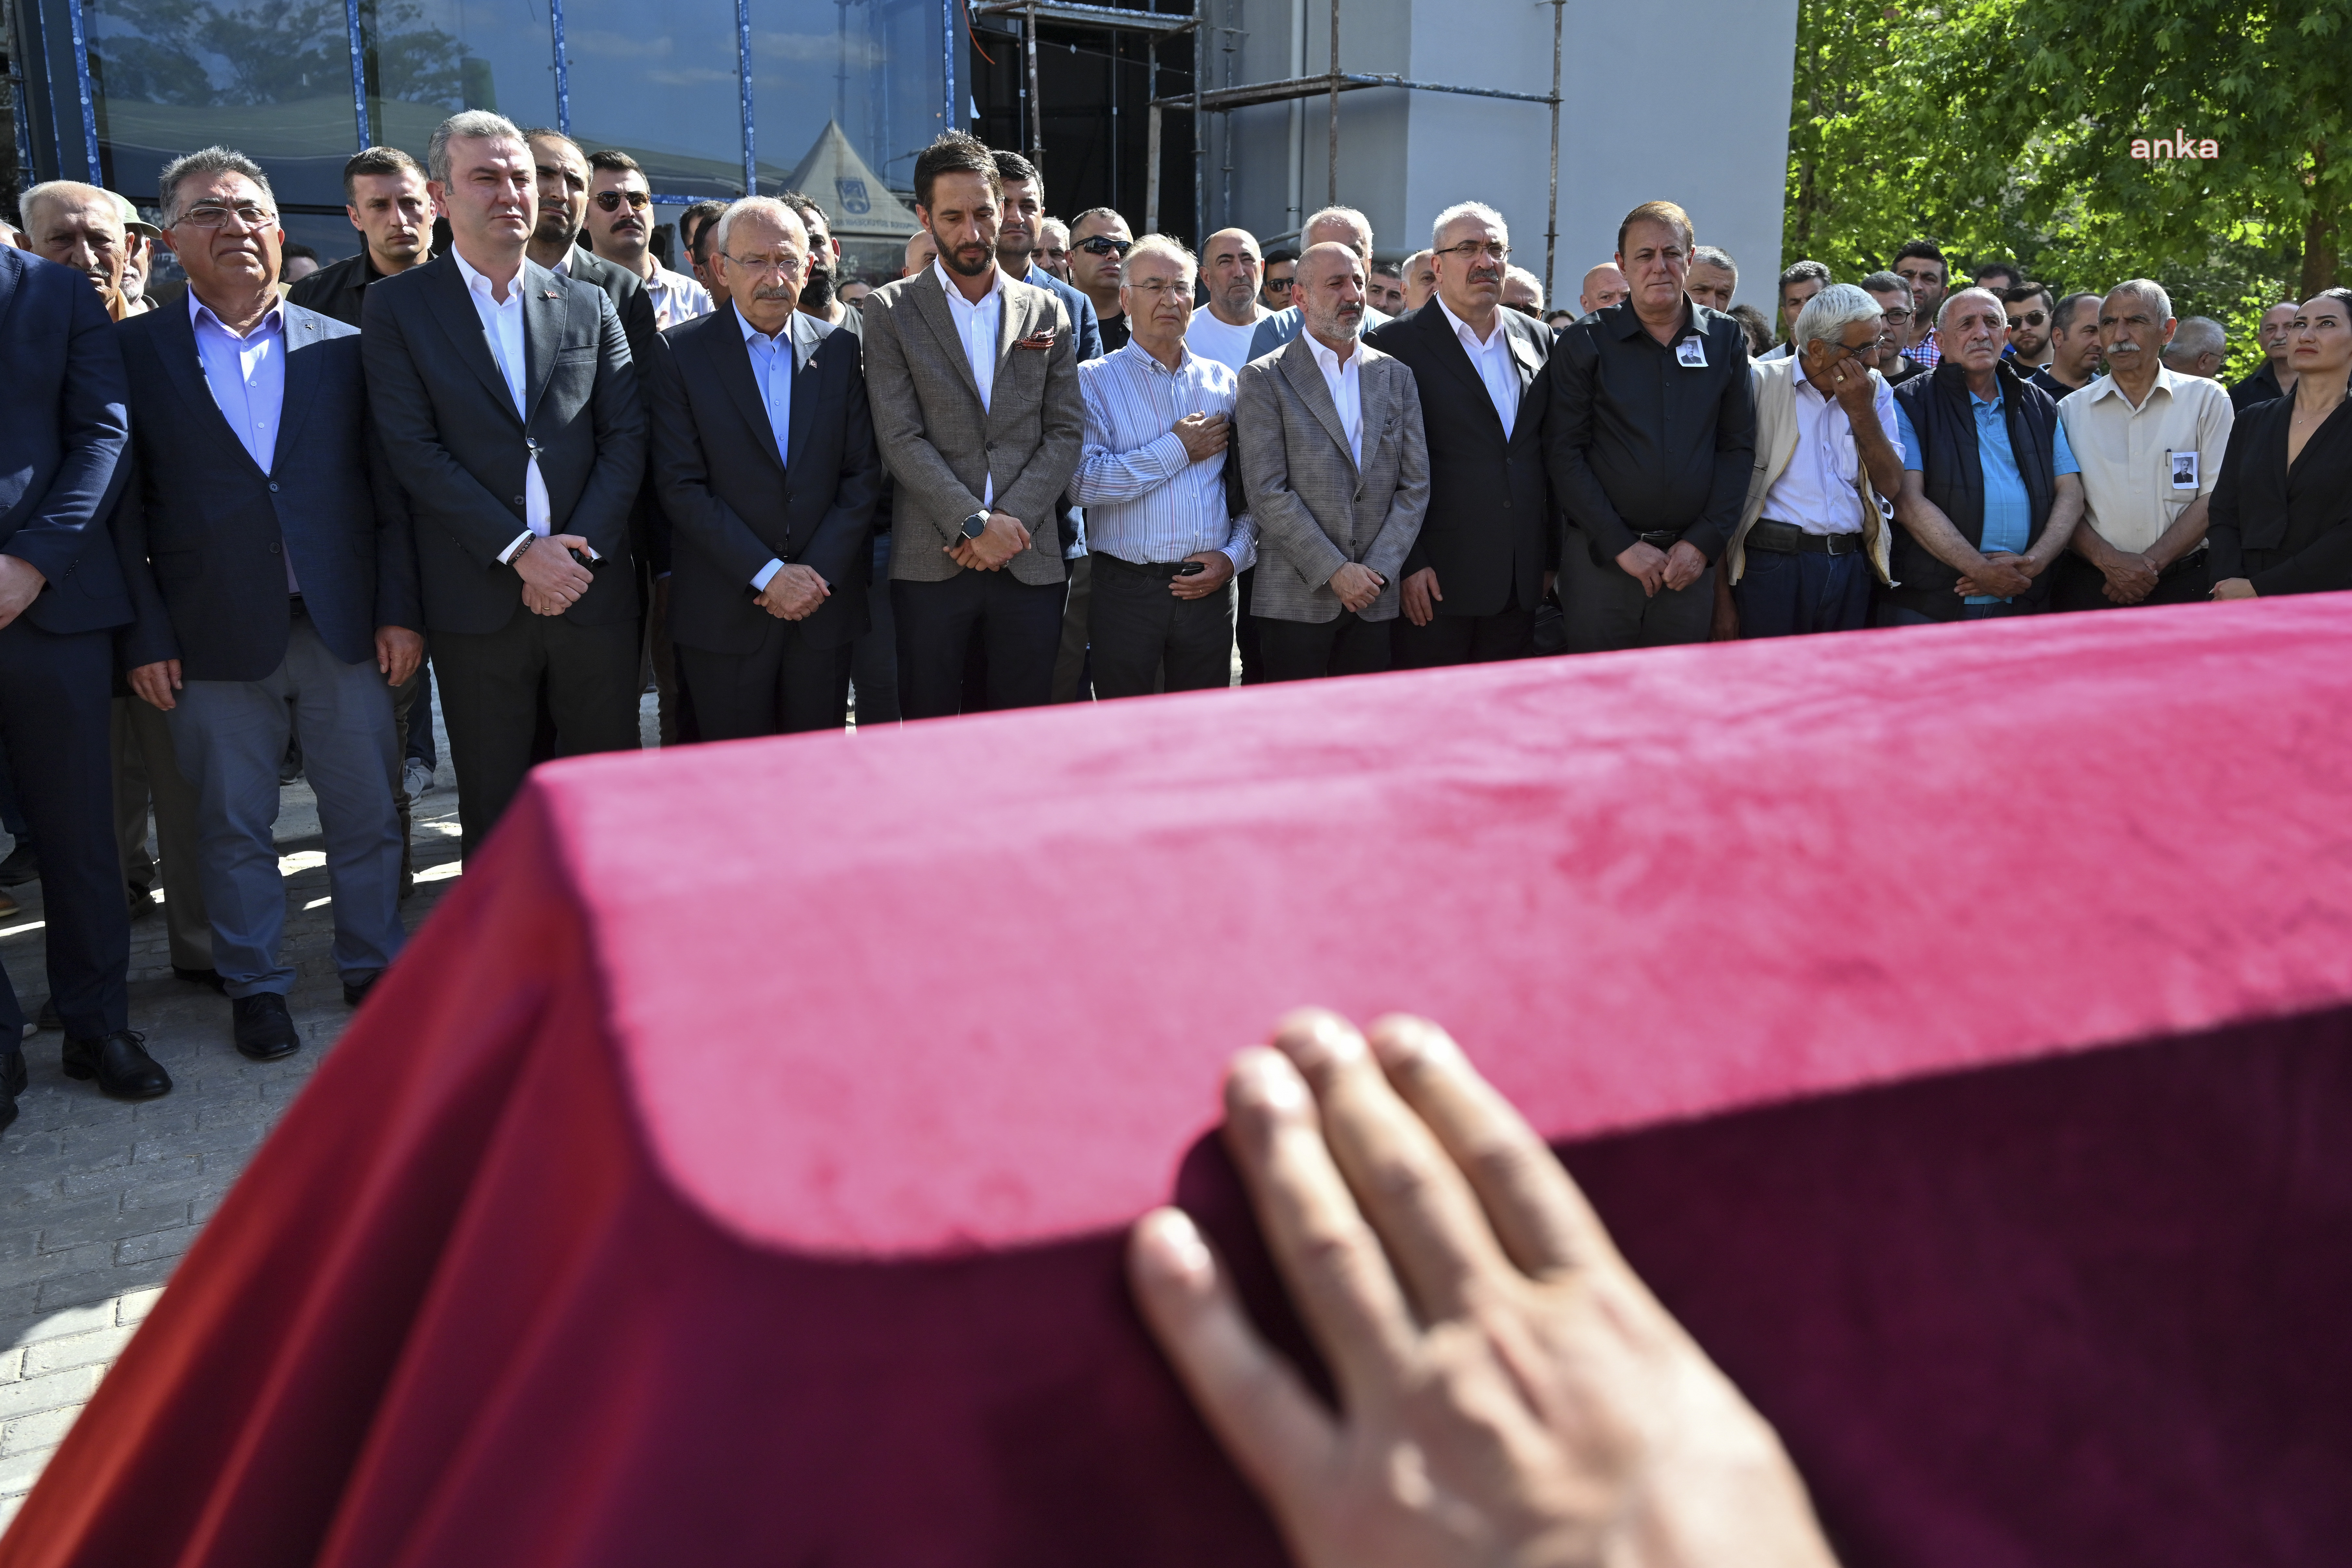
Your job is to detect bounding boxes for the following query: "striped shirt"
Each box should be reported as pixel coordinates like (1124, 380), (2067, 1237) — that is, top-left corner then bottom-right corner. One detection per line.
(1071, 339), (1255, 570)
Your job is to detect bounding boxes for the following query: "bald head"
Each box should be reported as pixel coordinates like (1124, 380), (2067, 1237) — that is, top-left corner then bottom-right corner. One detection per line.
(1579, 263), (1629, 315)
(1297, 240), (1367, 350)
(903, 228), (937, 278)
(1202, 227), (1263, 325)
(1303, 206), (1372, 261)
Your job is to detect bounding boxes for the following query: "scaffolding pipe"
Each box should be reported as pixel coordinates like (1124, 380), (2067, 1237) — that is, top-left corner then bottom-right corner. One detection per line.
(1325, 0), (1339, 205)
(1543, 0), (1561, 300)
(1025, 0), (1044, 178)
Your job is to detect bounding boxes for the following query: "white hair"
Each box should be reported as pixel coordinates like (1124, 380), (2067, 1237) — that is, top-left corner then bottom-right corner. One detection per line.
(1302, 205), (1373, 258)
(2106, 277), (2175, 325)
(427, 110), (526, 186)
(1937, 286), (2006, 331)
(17, 180), (120, 237)
(710, 196), (805, 258)
(1794, 282), (1887, 350)
(1431, 201), (1506, 251)
(1121, 232), (1197, 282)
(1505, 265), (1544, 310)
(2166, 316), (2225, 360)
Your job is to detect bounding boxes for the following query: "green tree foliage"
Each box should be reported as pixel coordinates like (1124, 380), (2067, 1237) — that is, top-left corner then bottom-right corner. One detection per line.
(1786, 0), (2352, 378)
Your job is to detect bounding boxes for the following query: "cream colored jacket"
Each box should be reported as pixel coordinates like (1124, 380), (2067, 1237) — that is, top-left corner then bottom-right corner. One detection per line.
(1726, 354), (1896, 587)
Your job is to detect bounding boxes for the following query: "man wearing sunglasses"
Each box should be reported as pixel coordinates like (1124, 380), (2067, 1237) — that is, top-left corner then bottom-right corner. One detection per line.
(1258, 248), (1297, 311)
(2003, 281), (2056, 373)
(585, 149), (712, 331)
(1067, 208), (1134, 354)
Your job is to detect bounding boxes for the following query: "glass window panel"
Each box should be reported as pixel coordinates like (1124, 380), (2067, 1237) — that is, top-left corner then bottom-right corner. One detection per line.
(563, 0), (745, 199)
(361, 0), (557, 170)
(749, 0), (941, 285)
(85, 0), (361, 207)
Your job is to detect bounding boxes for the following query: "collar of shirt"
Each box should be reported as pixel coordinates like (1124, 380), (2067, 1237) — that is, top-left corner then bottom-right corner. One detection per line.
(1305, 332), (1361, 379)
(735, 300), (792, 346)
(934, 257), (1004, 309)
(186, 287), (285, 342)
(1304, 332), (1365, 459)
(1605, 296), (1698, 345)
(1117, 335), (1195, 377)
(451, 245), (527, 307)
(1436, 294), (1504, 352)
(2083, 363), (2184, 411)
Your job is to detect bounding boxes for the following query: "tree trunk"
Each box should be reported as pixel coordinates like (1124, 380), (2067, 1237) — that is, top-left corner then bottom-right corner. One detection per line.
(2303, 144), (2341, 298)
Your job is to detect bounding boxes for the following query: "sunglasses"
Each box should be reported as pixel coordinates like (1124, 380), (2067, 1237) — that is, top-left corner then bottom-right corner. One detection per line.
(593, 190), (652, 212)
(1264, 276), (1295, 292)
(2008, 310), (2048, 328)
(1076, 236), (1131, 258)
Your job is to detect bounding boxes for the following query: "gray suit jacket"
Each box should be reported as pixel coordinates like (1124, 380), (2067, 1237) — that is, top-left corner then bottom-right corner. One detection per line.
(1235, 334), (1429, 623)
(860, 266), (1083, 585)
(1248, 301), (1394, 363)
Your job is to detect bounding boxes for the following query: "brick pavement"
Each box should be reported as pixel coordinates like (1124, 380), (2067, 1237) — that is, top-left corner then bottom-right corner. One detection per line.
(0, 707), (477, 1536)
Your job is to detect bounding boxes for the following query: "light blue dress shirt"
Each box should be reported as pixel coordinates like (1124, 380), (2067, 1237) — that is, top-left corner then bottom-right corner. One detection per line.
(738, 304), (793, 592)
(1896, 383), (2079, 603)
(188, 292), (294, 590)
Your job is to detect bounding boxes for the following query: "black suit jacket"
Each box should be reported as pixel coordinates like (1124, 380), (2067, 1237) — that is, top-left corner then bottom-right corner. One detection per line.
(112, 300), (419, 681)
(1365, 302), (1554, 616)
(360, 252), (645, 635)
(287, 248), (385, 329)
(566, 245), (672, 572)
(648, 306), (881, 653)
(0, 248), (133, 635)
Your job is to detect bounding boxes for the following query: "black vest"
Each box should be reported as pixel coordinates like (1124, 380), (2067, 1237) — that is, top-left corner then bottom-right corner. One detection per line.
(1888, 360), (2061, 620)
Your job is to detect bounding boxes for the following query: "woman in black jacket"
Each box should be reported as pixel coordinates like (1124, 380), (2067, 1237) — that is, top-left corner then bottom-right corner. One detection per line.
(2209, 288), (2352, 598)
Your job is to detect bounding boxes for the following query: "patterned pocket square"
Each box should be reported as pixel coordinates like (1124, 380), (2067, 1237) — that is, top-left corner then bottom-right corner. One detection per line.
(1015, 329), (1058, 350)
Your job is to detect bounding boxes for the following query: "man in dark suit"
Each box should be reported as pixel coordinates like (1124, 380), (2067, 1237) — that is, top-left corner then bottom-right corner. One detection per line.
(0, 243), (153, 1117)
(1365, 202), (1553, 666)
(648, 199), (880, 736)
(288, 146), (437, 328)
(362, 111), (647, 857)
(861, 134), (1083, 718)
(116, 148), (421, 1062)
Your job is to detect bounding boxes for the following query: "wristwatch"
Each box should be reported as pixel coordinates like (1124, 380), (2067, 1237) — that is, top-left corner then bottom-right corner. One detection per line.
(959, 511), (990, 542)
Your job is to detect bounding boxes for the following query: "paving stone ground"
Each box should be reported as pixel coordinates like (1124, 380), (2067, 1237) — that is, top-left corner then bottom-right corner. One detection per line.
(0, 694), (510, 1535)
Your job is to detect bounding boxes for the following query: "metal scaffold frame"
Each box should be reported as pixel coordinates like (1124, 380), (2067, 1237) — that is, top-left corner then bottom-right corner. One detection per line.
(974, 0), (1566, 294)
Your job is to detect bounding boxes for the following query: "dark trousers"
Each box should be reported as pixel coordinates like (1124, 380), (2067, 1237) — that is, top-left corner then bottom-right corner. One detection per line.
(1235, 567), (1265, 683)
(2049, 550), (2211, 613)
(432, 609), (641, 860)
(1051, 553), (1094, 703)
(893, 570), (1066, 720)
(851, 532), (899, 725)
(1256, 611), (1394, 682)
(1391, 587), (1534, 667)
(677, 621), (853, 741)
(0, 621), (129, 1040)
(1561, 530), (1714, 652)
(1877, 599), (2038, 628)
(1087, 555), (1236, 699)
(1732, 547), (1874, 637)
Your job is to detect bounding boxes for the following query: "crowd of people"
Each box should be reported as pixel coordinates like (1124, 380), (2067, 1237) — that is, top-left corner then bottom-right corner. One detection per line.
(2, 112), (2349, 1127)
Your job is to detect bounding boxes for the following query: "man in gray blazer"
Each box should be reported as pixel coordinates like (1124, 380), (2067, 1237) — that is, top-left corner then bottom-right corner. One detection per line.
(1237, 241), (1430, 680)
(362, 111), (645, 857)
(860, 133), (1083, 718)
(1245, 207), (1394, 361)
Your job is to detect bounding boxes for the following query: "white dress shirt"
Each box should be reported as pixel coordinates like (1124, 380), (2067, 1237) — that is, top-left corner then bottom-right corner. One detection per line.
(1305, 333), (1364, 465)
(934, 258), (1003, 506)
(1759, 372), (1901, 535)
(1070, 339), (1254, 571)
(451, 247), (553, 564)
(1436, 297), (1520, 438)
(645, 263), (714, 330)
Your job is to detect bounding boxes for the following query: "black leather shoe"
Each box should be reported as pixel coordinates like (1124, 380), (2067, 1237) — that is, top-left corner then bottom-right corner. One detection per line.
(61, 1031), (172, 1098)
(0, 844), (37, 886)
(173, 966), (228, 994)
(342, 970), (382, 1008)
(231, 993), (301, 1061)
(0, 1050), (26, 1132)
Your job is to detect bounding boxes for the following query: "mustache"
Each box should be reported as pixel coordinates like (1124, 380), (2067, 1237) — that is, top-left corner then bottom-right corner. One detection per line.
(751, 284), (797, 301)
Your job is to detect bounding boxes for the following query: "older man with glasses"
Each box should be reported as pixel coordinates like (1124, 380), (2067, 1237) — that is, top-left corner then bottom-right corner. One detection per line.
(1717, 284), (1903, 639)
(115, 146), (420, 1063)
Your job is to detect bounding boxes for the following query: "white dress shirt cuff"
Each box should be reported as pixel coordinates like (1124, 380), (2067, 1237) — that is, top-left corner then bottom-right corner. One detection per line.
(497, 532), (535, 565)
(752, 559), (785, 592)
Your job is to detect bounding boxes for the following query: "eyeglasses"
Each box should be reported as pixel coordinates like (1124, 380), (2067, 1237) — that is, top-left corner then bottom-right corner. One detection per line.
(1436, 240), (1511, 262)
(1076, 236), (1131, 258)
(1879, 307), (1913, 324)
(175, 203), (276, 231)
(723, 252), (803, 275)
(1126, 278), (1189, 299)
(593, 190), (652, 212)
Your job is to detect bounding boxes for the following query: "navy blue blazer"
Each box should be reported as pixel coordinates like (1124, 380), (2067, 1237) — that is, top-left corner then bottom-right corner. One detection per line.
(648, 307), (881, 653)
(112, 298), (421, 682)
(0, 247), (134, 635)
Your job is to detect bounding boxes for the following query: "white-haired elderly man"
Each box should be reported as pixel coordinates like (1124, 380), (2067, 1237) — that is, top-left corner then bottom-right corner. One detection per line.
(2050, 279), (2235, 612)
(1715, 284), (1903, 638)
(1881, 286), (2084, 625)
(1070, 234), (1255, 699)
(1247, 207), (1393, 359)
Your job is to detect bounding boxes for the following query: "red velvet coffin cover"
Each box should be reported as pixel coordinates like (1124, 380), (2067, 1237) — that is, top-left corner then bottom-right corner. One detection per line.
(9, 601), (2352, 1568)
